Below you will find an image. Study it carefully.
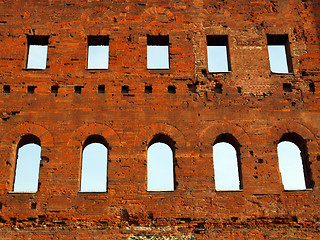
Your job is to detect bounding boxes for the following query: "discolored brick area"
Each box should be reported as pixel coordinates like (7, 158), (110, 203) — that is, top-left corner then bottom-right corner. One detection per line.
(0, 0), (319, 239)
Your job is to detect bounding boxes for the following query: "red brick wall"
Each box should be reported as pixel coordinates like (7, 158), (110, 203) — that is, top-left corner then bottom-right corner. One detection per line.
(0, 0), (319, 238)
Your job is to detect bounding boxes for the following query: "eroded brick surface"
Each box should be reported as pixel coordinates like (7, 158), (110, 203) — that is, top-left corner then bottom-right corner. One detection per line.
(0, 0), (319, 239)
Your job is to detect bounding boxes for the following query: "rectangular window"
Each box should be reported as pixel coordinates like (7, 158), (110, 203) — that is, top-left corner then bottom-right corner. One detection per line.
(207, 35), (231, 72)
(27, 35), (49, 70)
(147, 35), (169, 70)
(87, 36), (109, 69)
(267, 35), (293, 73)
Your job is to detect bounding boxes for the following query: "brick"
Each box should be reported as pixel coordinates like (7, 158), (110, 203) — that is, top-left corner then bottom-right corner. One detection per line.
(0, 0), (319, 238)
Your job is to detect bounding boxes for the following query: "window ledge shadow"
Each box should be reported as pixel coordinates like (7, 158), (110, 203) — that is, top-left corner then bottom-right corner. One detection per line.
(215, 189), (243, 193)
(78, 191), (107, 194)
(22, 68), (46, 71)
(8, 191), (37, 194)
(270, 71), (294, 75)
(284, 188), (312, 192)
(85, 68), (109, 71)
(208, 71), (231, 74)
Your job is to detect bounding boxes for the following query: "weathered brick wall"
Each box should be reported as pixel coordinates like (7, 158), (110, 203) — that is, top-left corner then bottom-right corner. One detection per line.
(0, 0), (319, 239)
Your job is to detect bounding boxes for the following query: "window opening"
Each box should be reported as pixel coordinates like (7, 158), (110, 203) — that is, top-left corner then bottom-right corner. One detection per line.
(212, 134), (242, 191)
(147, 135), (174, 191)
(13, 135), (41, 192)
(207, 35), (231, 72)
(80, 135), (108, 192)
(267, 35), (293, 73)
(278, 142), (306, 190)
(26, 35), (49, 70)
(87, 36), (109, 69)
(147, 35), (169, 70)
(277, 133), (313, 190)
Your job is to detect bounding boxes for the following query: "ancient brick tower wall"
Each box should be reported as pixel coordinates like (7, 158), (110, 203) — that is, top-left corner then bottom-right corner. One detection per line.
(0, 0), (319, 239)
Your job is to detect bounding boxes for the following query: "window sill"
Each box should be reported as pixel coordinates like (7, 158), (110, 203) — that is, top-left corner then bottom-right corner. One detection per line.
(85, 68), (109, 71)
(208, 71), (231, 74)
(270, 71), (294, 75)
(22, 68), (46, 71)
(8, 191), (37, 194)
(284, 188), (312, 192)
(215, 189), (243, 193)
(78, 191), (107, 194)
(147, 190), (175, 193)
(147, 69), (171, 73)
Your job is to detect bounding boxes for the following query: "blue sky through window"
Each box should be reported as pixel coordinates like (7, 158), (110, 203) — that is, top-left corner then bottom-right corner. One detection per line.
(27, 45), (48, 69)
(87, 45), (109, 69)
(13, 143), (41, 192)
(147, 46), (169, 69)
(147, 142), (174, 191)
(207, 46), (229, 72)
(277, 141), (306, 190)
(80, 143), (108, 192)
(213, 142), (240, 191)
(268, 45), (289, 73)
(13, 141), (306, 192)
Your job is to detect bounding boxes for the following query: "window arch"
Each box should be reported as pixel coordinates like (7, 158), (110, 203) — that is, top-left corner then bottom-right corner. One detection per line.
(80, 135), (108, 192)
(147, 134), (175, 191)
(277, 133), (313, 190)
(212, 133), (242, 191)
(13, 135), (41, 192)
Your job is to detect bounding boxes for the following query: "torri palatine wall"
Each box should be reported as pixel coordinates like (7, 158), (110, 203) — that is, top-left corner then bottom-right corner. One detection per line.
(0, 0), (319, 239)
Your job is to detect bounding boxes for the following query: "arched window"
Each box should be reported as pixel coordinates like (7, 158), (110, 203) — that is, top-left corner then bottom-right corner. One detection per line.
(277, 133), (313, 190)
(147, 134), (175, 191)
(80, 135), (108, 192)
(212, 134), (242, 191)
(13, 135), (41, 192)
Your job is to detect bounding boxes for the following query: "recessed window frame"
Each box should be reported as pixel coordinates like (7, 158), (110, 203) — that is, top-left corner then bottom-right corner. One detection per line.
(26, 35), (49, 70)
(267, 34), (293, 74)
(147, 35), (170, 70)
(87, 35), (110, 70)
(207, 35), (231, 73)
